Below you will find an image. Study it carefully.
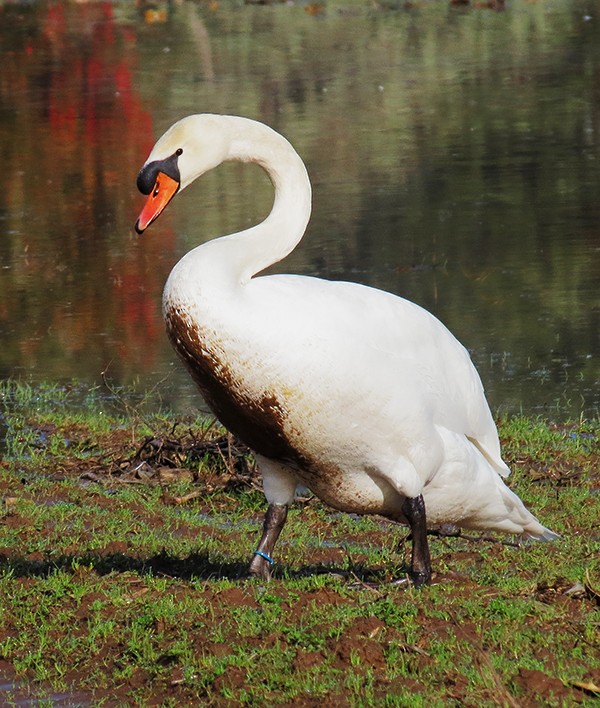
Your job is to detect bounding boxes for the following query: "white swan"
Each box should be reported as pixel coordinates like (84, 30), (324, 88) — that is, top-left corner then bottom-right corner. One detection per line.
(135, 114), (558, 585)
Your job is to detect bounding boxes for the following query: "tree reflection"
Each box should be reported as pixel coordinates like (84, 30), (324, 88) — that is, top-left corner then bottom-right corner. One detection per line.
(0, 0), (598, 417)
(1, 1), (168, 383)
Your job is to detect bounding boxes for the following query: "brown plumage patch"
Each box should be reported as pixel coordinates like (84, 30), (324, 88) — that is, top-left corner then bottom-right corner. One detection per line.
(165, 304), (304, 466)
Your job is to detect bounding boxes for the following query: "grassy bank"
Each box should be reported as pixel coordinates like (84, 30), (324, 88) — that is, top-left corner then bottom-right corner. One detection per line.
(0, 381), (598, 706)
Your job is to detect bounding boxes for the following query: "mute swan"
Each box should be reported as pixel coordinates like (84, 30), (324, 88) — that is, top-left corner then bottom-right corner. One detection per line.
(135, 114), (557, 586)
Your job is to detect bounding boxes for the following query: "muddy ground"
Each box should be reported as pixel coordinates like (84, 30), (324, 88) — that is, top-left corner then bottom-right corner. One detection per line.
(0, 417), (598, 705)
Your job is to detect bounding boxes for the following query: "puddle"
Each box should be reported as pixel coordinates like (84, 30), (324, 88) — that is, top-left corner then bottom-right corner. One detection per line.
(0, 672), (91, 707)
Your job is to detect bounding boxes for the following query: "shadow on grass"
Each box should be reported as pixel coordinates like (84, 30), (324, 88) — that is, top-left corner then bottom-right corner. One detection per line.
(0, 549), (396, 584)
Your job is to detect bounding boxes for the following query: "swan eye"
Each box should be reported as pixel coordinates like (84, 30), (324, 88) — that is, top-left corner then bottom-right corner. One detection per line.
(137, 154), (181, 195)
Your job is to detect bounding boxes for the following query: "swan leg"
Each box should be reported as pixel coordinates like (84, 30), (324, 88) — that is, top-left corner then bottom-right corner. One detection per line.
(399, 494), (432, 587)
(248, 503), (288, 580)
(248, 456), (297, 579)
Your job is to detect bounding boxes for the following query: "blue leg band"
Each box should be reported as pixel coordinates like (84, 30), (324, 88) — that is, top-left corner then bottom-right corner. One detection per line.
(254, 550), (275, 565)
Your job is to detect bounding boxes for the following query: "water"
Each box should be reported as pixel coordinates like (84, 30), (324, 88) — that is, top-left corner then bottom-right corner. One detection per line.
(0, 0), (598, 419)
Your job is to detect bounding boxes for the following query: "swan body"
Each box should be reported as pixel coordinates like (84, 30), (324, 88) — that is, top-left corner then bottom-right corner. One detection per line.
(136, 114), (557, 584)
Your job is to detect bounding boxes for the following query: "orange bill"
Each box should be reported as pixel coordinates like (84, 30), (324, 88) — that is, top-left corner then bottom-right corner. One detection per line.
(135, 172), (180, 234)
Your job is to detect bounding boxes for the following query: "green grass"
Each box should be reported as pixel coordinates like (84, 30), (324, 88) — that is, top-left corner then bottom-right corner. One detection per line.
(0, 381), (598, 705)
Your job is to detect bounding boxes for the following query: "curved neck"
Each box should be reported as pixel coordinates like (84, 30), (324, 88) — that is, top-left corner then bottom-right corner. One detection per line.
(205, 118), (312, 284)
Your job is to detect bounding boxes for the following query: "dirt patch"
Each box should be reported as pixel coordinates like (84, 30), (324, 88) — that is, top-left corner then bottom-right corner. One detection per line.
(515, 668), (584, 705)
(293, 649), (326, 671)
(212, 665), (248, 693)
(331, 636), (387, 671)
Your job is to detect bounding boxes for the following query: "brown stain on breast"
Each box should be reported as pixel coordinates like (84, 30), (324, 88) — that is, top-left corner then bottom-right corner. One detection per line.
(165, 304), (304, 465)
(165, 304), (395, 515)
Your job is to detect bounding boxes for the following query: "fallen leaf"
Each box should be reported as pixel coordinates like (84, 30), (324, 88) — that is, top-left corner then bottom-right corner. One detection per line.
(569, 680), (600, 696)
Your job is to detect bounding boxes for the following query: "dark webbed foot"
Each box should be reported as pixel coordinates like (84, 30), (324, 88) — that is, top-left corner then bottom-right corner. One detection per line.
(248, 503), (288, 580)
(248, 551), (274, 581)
(429, 523), (461, 538)
(407, 570), (430, 588)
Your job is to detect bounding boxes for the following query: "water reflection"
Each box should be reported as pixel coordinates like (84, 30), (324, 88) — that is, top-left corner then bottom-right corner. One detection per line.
(0, 0), (598, 418)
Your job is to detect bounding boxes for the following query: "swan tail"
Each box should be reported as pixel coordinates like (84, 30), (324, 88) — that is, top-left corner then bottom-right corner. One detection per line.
(520, 523), (561, 543)
(489, 477), (560, 541)
(424, 428), (559, 540)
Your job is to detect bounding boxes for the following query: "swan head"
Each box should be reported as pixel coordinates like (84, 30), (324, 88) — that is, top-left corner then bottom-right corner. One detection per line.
(135, 114), (230, 234)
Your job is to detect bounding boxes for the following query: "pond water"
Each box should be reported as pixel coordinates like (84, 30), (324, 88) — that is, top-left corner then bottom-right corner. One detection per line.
(0, 0), (598, 419)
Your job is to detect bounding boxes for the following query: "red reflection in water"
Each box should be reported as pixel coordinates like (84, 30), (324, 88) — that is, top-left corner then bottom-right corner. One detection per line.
(0, 2), (173, 382)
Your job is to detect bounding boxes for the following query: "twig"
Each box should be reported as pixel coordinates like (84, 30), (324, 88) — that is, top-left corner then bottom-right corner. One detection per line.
(348, 571), (385, 596)
(164, 491), (204, 505)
